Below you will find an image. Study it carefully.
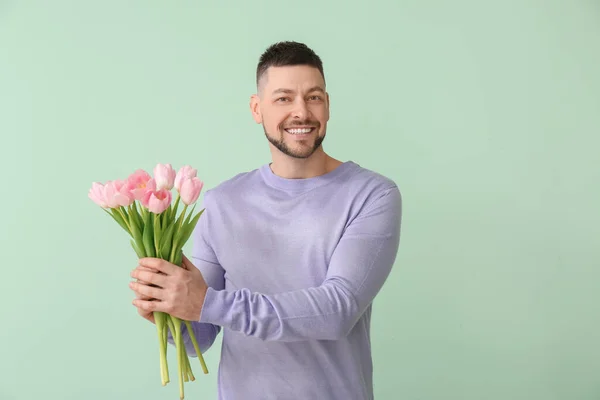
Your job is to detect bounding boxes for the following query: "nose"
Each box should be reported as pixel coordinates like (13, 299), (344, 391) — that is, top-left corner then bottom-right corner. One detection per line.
(291, 99), (309, 119)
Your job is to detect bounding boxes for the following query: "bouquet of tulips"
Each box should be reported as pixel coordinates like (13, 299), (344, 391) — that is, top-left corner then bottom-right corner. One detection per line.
(88, 163), (208, 399)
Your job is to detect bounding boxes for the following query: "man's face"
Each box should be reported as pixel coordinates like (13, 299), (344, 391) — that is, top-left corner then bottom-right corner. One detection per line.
(251, 65), (330, 159)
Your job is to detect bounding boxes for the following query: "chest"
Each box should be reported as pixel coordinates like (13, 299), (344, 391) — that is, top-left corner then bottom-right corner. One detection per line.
(211, 190), (353, 293)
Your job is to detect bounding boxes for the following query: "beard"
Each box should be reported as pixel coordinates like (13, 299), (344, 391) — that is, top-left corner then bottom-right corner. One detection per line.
(263, 120), (326, 159)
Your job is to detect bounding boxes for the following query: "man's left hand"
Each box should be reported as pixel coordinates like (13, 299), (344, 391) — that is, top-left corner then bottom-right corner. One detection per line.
(130, 253), (208, 322)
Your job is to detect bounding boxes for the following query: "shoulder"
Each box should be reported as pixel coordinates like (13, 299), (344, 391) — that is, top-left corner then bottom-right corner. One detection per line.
(348, 162), (398, 189)
(345, 161), (401, 208)
(201, 166), (262, 205)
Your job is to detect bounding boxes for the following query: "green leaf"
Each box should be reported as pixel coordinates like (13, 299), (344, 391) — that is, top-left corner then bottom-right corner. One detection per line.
(130, 239), (145, 258)
(169, 205), (186, 245)
(179, 209), (203, 247)
(129, 215), (144, 256)
(160, 209), (169, 230)
(174, 209), (185, 230)
(154, 212), (163, 258)
(160, 219), (176, 248)
(170, 208), (204, 263)
(104, 208), (130, 235)
(120, 207), (132, 231)
(160, 220), (176, 263)
(184, 203), (197, 226)
(173, 249), (183, 266)
(170, 229), (182, 263)
(139, 205), (147, 225)
(130, 202), (143, 233)
(142, 211), (156, 258)
(128, 206), (142, 239)
(171, 195), (181, 222)
(127, 204), (144, 244)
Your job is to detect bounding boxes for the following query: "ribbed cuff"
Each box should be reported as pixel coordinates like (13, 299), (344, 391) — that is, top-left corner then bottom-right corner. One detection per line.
(199, 286), (222, 324)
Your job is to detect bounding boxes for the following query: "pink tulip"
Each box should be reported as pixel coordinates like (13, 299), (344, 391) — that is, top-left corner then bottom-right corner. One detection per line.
(104, 179), (135, 208)
(88, 182), (108, 208)
(89, 180), (135, 209)
(180, 177), (203, 205)
(139, 178), (156, 208)
(140, 178), (170, 213)
(174, 165), (197, 192)
(126, 169), (152, 201)
(142, 187), (172, 214)
(154, 163), (176, 190)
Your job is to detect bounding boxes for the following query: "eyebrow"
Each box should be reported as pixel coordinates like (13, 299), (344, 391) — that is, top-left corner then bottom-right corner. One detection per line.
(272, 86), (325, 95)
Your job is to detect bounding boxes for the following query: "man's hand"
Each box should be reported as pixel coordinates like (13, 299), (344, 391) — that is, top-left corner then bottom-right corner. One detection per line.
(132, 264), (158, 324)
(129, 254), (208, 322)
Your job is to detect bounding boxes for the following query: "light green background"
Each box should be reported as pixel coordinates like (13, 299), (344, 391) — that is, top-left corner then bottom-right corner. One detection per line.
(1, 1), (599, 399)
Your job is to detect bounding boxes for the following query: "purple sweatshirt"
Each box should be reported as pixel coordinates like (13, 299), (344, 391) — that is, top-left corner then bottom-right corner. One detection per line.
(169, 160), (402, 400)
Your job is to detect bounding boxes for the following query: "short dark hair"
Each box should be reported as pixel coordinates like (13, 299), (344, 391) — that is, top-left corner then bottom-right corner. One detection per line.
(256, 41), (325, 87)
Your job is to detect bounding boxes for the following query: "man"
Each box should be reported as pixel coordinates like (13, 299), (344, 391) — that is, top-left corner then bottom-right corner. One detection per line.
(130, 41), (402, 400)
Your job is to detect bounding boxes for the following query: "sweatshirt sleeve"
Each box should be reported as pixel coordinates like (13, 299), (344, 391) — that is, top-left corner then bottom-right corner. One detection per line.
(167, 199), (224, 356)
(198, 185), (402, 342)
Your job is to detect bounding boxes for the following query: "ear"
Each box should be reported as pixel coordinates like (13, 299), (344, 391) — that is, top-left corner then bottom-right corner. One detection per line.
(249, 94), (262, 124)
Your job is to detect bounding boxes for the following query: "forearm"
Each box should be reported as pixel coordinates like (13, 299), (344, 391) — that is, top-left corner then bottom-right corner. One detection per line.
(200, 280), (360, 341)
(200, 237), (398, 341)
(199, 185), (401, 342)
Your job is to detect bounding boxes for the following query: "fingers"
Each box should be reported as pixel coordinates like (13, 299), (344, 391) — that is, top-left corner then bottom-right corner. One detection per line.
(129, 266), (160, 324)
(143, 312), (156, 324)
(134, 265), (158, 286)
(131, 258), (187, 318)
(135, 291), (153, 300)
(138, 257), (177, 275)
(135, 302), (156, 324)
(129, 280), (164, 301)
(131, 266), (167, 287)
(137, 265), (157, 274)
(133, 298), (164, 313)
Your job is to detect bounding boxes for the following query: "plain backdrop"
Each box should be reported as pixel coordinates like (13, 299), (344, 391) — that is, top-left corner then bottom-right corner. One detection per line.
(1, 1), (599, 399)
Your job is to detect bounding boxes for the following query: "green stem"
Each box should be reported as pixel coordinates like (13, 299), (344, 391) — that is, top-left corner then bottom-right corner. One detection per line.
(172, 316), (185, 399)
(153, 213), (161, 258)
(116, 207), (132, 234)
(166, 314), (177, 385)
(162, 318), (170, 384)
(154, 312), (169, 386)
(170, 320), (202, 384)
(183, 345), (189, 383)
(184, 320), (209, 374)
(185, 348), (195, 382)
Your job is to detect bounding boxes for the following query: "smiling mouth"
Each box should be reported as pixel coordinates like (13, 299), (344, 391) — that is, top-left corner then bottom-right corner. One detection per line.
(284, 127), (316, 135)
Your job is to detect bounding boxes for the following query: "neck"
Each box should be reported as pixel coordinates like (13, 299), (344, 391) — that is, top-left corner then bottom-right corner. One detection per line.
(269, 148), (342, 179)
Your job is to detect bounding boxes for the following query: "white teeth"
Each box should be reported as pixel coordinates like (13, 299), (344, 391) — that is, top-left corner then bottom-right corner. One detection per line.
(286, 128), (313, 134)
